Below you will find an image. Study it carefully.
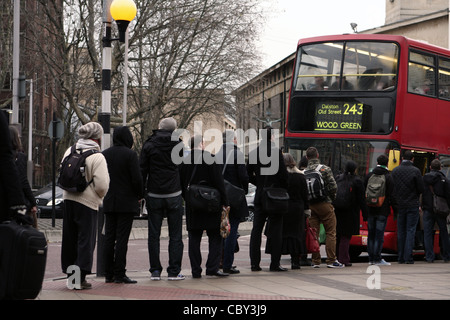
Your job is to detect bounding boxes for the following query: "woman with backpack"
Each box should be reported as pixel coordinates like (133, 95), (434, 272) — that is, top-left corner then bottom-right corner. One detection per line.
(333, 160), (367, 266)
(364, 154), (397, 265)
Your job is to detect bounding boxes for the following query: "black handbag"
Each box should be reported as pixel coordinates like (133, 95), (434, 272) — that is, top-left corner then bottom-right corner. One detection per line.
(186, 166), (221, 214)
(222, 151), (246, 210)
(261, 176), (289, 216)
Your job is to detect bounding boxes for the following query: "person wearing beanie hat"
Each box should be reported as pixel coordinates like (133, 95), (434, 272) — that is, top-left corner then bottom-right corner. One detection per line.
(61, 121), (110, 289)
(78, 122), (104, 141)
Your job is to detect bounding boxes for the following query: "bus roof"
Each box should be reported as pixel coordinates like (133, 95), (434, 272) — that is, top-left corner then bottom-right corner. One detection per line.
(297, 34), (450, 56)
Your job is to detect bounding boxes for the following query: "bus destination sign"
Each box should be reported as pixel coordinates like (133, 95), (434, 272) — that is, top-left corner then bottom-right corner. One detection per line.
(315, 102), (364, 132)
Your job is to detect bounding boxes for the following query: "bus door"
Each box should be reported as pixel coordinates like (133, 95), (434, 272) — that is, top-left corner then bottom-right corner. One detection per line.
(406, 150), (437, 252)
(410, 151), (436, 175)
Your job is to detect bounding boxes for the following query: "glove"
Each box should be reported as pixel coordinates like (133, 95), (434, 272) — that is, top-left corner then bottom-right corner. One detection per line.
(10, 205), (34, 226)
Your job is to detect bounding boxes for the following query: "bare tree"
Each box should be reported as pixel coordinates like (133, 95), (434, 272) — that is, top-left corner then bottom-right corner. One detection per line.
(25, 0), (264, 152)
(0, 3), (14, 108)
(125, 0), (264, 144)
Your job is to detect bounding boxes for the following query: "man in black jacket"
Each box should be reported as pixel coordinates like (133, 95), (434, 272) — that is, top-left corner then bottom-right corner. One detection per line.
(103, 126), (143, 284)
(179, 135), (229, 278)
(247, 127), (289, 272)
(364, 154), (397, 266)
(218, 130), (249, 274)
(391, 150), (424, 264)
(140, 117), (185, 281)
(422, 159), (450, 262)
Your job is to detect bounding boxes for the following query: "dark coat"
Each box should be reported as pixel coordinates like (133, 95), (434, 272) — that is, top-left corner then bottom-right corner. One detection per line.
(179, 149), (228, 231)
(391, 160), (424, 208)
(283, 169), (308, 238)
(14, 151), (35, 210)
(102, 126), (143, 214)
(335, 173), (367, 236)
(281, 169), (308, 254)
(246, 142), (288, 206)
(423, 170), (450, 212)
(0, 112), (24, 222)
(364, 166), (397, 217)
(218, 143), (249, 219)
(140, 129), (182, 195)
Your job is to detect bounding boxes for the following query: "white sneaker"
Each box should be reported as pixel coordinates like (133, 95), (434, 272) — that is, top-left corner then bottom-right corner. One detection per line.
(150, 270), (161, 280)
(168, 274), (185, 281)
(327, 261), (344, 268)
(311, 264), (320, 268)
(375, 259), (391, 266)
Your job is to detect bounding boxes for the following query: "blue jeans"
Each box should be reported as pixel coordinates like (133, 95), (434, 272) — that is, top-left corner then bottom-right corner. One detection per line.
(397, 207), (420, 263)
(423, 210), (450, 262)
(147, 195), (184, 276)
(222, 216), (240, 270)
(367, 214), (388, 263)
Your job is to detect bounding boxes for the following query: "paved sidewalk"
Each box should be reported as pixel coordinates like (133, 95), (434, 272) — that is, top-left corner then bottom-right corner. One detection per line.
(38, 259), (450, 301)
(35, 217), (450, 305)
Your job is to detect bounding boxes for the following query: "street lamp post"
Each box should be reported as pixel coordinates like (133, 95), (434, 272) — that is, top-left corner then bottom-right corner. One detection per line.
(100, 0), (136, 150)
(98, 0), (136, 277)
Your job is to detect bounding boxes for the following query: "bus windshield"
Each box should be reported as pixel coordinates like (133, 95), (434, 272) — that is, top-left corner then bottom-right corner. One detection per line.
(294, 41), (399, 91)
(286, 139), (400, 178)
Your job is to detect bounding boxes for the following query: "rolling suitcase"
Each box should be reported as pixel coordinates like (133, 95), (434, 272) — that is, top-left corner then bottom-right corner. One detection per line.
(0, 220), (48, 300)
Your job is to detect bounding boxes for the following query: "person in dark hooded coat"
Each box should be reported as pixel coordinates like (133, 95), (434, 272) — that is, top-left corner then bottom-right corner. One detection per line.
(422, 159), (450, 262)
(334, 160), (368, 266)
(103, 126), (143, 284)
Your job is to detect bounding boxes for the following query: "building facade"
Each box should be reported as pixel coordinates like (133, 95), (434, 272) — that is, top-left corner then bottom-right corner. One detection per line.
(234, 0), (450, 149)
(1, 1), (62, 188)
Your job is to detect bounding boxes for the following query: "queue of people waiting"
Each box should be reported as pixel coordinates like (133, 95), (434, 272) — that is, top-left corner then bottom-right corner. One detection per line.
(67, 121), (450, 289)
(4, 116), (447, 290)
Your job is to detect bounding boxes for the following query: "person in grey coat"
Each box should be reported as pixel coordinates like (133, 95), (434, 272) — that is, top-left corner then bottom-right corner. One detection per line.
(391, 150), (424, 264)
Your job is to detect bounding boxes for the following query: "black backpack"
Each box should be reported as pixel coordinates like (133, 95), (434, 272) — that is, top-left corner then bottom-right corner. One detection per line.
(57, 145), (98, 193)
(333, 174), (354, 209)
(304, 164), (327, 203)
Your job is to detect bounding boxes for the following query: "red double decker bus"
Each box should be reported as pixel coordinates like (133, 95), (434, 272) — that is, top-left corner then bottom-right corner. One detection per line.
(285, 34), (450, 258)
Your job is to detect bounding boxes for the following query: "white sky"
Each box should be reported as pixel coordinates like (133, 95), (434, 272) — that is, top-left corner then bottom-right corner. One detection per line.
(258, 0), (387, 68)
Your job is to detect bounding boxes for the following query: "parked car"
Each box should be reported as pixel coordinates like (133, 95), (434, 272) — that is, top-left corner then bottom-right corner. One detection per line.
(245, 183), (256, 222)
(33, 184), (64, 219)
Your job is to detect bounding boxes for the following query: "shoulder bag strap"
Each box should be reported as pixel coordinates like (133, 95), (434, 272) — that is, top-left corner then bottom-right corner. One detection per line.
(187, 165), (197, 189)
(222, 148), (235, 175)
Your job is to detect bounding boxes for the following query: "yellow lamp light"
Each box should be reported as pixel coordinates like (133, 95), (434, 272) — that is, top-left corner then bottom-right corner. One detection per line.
(110, 0), (137, 42)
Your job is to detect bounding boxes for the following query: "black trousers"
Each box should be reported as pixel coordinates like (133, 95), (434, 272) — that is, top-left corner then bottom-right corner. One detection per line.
(249, 205), (283, 268)
(103, 212), (134, 279)
(61, 200), (97, 278)
(188, 228), (222, 277)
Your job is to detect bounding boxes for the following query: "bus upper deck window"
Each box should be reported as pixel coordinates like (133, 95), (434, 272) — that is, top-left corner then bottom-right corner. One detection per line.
(295, 41), (398, 92)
